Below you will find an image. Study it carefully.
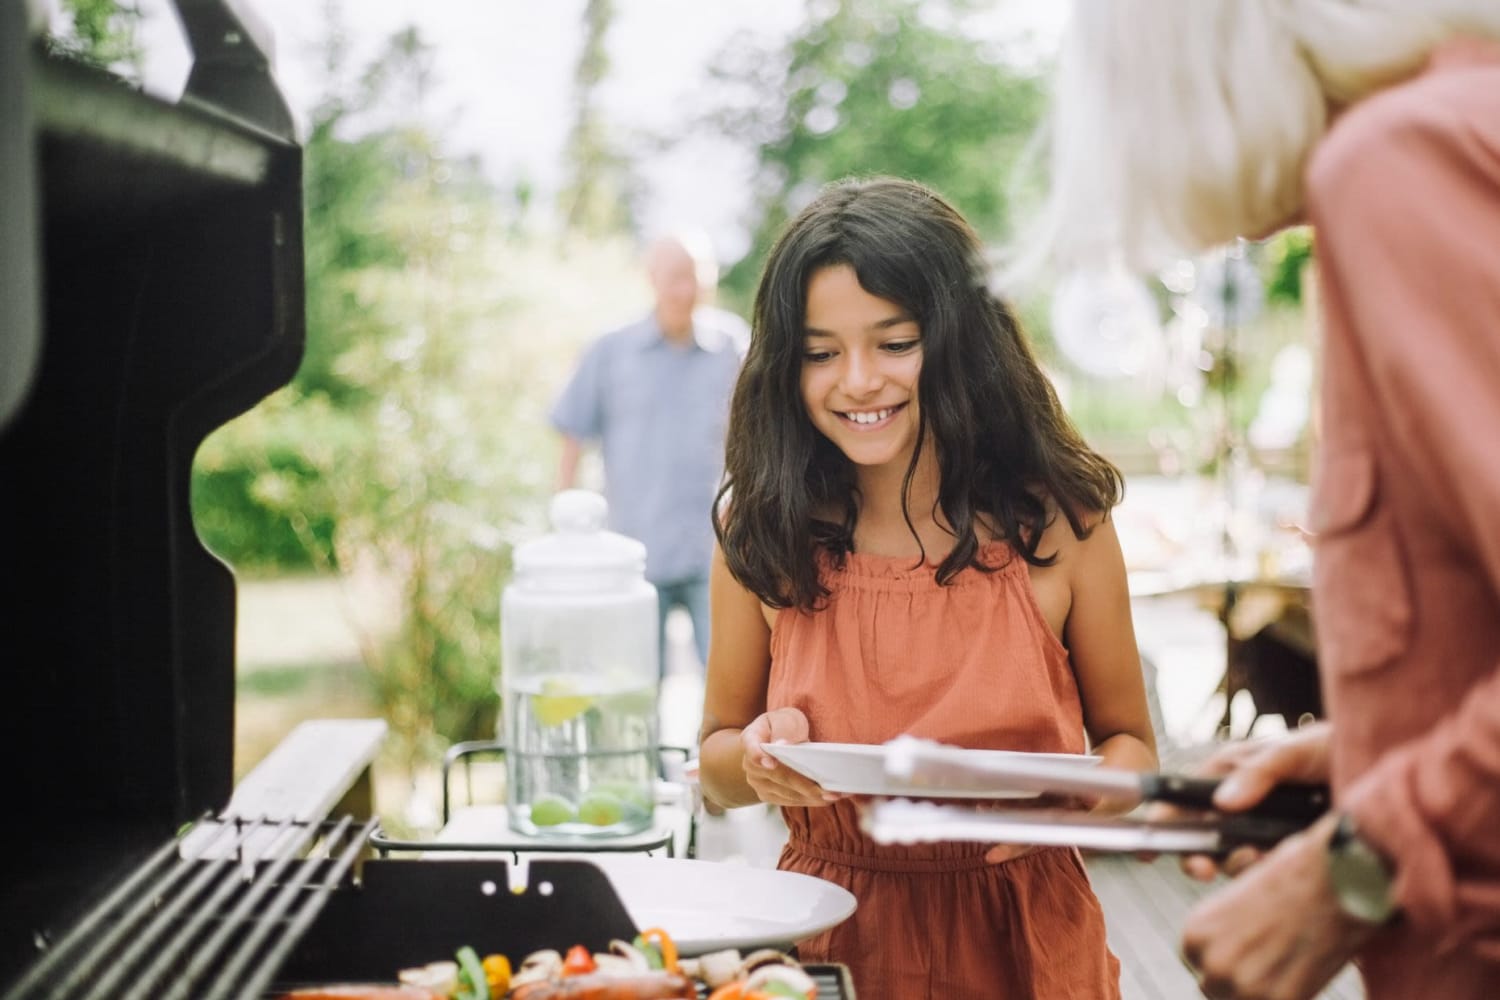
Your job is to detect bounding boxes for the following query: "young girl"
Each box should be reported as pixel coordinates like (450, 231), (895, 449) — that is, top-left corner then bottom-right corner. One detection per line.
(697, 177), (1156, 1000)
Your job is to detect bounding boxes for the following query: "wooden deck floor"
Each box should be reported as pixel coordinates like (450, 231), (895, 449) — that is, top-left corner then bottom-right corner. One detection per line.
(1086, 853), (1366, 1000)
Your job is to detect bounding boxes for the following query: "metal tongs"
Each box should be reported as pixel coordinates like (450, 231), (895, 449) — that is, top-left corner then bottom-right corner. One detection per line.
(862, 737), (1331, 855)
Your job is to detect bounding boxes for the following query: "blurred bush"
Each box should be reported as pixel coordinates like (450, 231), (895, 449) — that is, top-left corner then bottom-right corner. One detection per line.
(192, 398), (347, 575)
(191, 17), (648, 770)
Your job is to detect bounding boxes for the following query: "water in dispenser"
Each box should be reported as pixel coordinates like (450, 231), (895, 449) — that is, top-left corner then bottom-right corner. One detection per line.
(500, 490), (659, 837)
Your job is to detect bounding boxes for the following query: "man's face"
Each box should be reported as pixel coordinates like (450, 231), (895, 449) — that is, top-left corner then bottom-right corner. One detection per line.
(649, 243), (701, 333)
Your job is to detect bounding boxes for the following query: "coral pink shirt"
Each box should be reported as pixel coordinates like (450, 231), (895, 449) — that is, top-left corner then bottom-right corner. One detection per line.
(1306, 36), (1500, 997)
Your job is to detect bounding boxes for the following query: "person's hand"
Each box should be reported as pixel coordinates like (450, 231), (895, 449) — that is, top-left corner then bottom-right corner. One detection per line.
(740, 707), (843, 808)
(1168, 721), (1332, 881)
(1180, 812), (1379, 1000)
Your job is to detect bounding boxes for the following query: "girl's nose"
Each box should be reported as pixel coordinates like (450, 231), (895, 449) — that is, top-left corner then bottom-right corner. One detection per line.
(840, 349), (884, 397)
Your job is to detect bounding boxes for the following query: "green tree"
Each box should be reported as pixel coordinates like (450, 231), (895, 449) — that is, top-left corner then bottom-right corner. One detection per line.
(195, 8), (653, 779)
(557, 0), (637, 235)
(291, 24), (511, 764)
(698, 0), (1047, 302)
(46, 0), (143, 76)
(196, 17), (522, 767)
(296, 9), (420, 405)
(1265, 227), (1314, 307)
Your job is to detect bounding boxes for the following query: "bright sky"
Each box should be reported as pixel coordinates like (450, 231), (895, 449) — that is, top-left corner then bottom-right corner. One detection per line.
(122, 0), (1067, 260)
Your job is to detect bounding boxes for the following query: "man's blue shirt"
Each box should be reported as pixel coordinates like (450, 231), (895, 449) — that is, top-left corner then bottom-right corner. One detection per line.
(550, 308), (745, 585)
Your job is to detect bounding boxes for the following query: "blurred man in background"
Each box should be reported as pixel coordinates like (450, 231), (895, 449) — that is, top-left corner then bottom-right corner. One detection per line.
(552, 231), (746, 681)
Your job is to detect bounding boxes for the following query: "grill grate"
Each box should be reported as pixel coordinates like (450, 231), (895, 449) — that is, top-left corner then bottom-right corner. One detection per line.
(806, 967), (855, 1000)
(2, 816), (375, 1000)
(6, 829), (856, 1000)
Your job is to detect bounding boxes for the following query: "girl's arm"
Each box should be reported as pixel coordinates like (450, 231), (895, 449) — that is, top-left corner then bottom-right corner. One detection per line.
(698, 545), (778, 808)
(1064, 515), (1159, 796)
(698, 545), (833, 809)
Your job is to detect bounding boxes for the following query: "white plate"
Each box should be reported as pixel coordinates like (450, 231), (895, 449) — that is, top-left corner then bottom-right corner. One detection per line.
(427, 810), (854, 954)
(763, 741), (1100, 799)
(576, 854), (856, 955)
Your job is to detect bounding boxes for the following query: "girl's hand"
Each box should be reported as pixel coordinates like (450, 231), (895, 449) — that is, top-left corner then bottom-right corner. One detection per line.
(978, 791), (1086, 863)
(983, 843), (1042, 865)
(739, 707), (844, 808)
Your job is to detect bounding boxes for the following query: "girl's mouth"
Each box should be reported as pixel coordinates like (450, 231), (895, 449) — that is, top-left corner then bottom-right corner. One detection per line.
(837, 404), (904, 429)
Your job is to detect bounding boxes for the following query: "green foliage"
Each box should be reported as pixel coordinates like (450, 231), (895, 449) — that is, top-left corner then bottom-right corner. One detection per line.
(1057, 302), (1315, 479)
(46, 0), (142, 75)
(1265, 227), (1315, 306)
(298, 123), (410, 404)
(558, 0), (638, 235)
(700, 0), (1046, 302)
(191, 19), (503, 765)
(192, 392), (344, 574)
(194, 10), (654, 769)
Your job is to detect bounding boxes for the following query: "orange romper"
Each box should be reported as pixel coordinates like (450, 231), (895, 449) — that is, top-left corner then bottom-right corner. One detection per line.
(769, 542), (1120, 1000)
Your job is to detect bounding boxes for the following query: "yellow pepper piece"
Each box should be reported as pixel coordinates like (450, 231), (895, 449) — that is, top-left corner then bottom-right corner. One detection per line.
(481, 953), (511, 999)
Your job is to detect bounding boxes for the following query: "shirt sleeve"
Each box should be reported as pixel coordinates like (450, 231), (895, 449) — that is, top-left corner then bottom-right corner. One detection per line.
(1308, 83), (1500, 951)
(550, 337), (607, 441)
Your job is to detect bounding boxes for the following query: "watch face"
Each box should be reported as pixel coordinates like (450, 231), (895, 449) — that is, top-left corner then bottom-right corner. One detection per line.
(1328, 819), (1397, 925)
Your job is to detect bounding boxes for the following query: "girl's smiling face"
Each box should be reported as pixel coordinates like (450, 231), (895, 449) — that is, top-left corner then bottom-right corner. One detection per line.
(799, 264), (924, 471)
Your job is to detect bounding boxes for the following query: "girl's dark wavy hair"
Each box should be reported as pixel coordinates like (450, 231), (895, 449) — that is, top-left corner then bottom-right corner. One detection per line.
(715, 176), (1123, 610)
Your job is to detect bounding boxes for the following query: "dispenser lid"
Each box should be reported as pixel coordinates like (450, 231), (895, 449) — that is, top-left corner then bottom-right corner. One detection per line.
(513, 489), (647, 578)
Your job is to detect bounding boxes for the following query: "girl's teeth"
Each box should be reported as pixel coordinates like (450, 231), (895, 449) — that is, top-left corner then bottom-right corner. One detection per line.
(848, 408), (891, 424)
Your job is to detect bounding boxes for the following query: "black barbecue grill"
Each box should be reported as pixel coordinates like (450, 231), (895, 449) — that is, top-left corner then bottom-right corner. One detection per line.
(1, 0), (309, 987)
(0, 5), (855, 998)
(3, 807), (854, 1000)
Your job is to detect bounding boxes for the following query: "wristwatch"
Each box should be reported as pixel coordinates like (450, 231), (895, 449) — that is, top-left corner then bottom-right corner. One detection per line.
(1326, 812), (1398, 925)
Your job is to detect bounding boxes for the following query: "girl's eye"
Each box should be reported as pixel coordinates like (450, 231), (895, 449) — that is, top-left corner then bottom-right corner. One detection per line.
(803, 350), (834, 363)
(883, 340), (920, 354)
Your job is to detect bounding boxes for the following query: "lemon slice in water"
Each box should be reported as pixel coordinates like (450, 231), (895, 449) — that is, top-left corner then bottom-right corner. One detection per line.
(531, 678), (595, 727)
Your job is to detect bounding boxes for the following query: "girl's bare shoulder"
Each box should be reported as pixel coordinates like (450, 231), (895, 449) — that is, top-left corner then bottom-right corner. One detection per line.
(1035, 500), (1111, 562)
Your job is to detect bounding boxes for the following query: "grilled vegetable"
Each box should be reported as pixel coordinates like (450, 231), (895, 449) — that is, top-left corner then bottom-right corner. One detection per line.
(633, 928), (679, 974)
(275, 987), (445, 1000)
(454, 946), (490, 1000)
(512, 950), (565, 990)
(602, 939), (652, 972)
(398, 961), (459, 995)
(742, 965), (817, 1000)
(677, 949), (740, 989)
(704, 985), (776, 1000)
(509, 970), (696, 999)
(563, 944), (598, 976)
(482, 954), (513, 997)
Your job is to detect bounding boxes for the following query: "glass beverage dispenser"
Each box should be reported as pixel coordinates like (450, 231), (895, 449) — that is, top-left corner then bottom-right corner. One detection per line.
(500, 490), (659, 837)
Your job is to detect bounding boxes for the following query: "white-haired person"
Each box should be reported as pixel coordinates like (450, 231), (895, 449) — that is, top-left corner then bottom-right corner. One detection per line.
(1021, 3), (1500, 999)
(552, 231), (748, 681)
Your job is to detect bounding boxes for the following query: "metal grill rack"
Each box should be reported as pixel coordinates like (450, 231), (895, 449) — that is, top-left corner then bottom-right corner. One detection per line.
(2, 817), (374, 1000)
